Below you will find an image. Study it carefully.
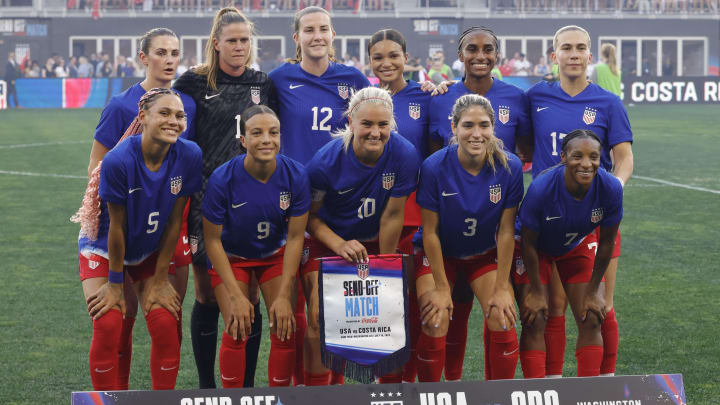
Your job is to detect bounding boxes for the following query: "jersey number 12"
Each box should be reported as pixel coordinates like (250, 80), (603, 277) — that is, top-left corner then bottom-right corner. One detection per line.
(312, 107), (332, 131)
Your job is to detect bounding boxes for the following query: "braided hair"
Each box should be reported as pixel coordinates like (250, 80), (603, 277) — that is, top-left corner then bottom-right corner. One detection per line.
(71, 88), (181, 240)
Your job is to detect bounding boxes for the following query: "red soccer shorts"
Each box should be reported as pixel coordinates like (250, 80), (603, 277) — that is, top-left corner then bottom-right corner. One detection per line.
(594, 227), (621, 258)
(414, 249), (497, 284)
(209, 247), (285, 288)
(78, 251), (177, 282)
(171, 199), (192, 267)
(513, 231), (601, 285)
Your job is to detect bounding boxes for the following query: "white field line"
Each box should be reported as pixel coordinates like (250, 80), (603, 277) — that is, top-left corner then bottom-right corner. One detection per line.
(0, 170), (86, 179)
(0, 140), (88, 149)
(633, 175), (720, 195)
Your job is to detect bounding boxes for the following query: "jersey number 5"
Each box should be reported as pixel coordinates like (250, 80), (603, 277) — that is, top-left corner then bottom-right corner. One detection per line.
(312, 107), (332, 131)
(146, 212), (159, 234)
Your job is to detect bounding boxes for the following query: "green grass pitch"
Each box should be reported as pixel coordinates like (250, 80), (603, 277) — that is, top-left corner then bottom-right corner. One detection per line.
(0, 105), (718, 403)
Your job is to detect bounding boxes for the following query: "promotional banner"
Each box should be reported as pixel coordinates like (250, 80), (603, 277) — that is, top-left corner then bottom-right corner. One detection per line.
(318, 254), (409, 383)
(71, 374), (686, 405)
(622, 77), (720, 104)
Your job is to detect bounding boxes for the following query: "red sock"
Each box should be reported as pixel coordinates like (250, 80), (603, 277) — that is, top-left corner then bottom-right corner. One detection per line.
(416, 331), (445, 382)
(89, 309), (122, 391)
(444, 300), (472, 380)
(116, 316), (135, 390)
(600, 309), (618, 375)
(294, 283), (306, 386)
(146, 308), (180, 390)
(576, 345), (603, 377)
(330, 368), (345, 385)
(483, 321), (490, 380)
(304, 370), (330, 386)
(378, 371), (402, 383)
(520, 350), (546, 378)
(219, 332), (247, 388)
(544, 315), (566, 376)
(488, 329), (519, 380)
(268, 333), (295, 386)
(402, 292), (421, 383)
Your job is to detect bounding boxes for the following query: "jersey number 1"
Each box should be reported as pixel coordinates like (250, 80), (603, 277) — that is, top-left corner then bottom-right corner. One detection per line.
(550, 132), (568, 156)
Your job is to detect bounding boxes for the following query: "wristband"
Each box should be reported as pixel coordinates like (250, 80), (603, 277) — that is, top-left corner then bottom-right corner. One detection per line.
(108, 270), (124, 284)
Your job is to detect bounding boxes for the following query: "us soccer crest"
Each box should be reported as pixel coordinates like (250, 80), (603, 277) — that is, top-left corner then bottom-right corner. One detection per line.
(189, 235), (199, 254)
(583, 107), (597, 125)
(301, 247), (310, 265)
(591, 208), (604, 223)
(279, 191), (291, 210)
(356, 262), (369, 280)
(338, 84), (349, 100)
(250, 87), (261, 104)
(170, 176), (182, 195)
(498, 105), (510, 124)
(409, 103), (421, 120)
(489, 184), (502, 204)
(382, 172), (395, 190)
(88, 260), (100, 270)
(515, 256), (525, 276)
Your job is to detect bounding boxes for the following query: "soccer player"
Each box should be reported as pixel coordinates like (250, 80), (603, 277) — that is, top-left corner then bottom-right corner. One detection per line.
(414, 94), (522, 382)
(591, 43), (622, 98)
(516, 129), (623, 378)
(202, 105), (310, 388)
(268, 6), (369, 385)
(173, 7), (276, 389)
(75, 88), (202, 390)
(84, 27), (195, 390)
(525, 25), (633, 378)
(427, 26), (531, 382)
(301, 87), (420, 385)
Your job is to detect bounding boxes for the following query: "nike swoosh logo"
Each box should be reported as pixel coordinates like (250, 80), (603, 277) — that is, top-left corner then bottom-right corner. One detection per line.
(205, 92), (221, 100)
(95, 367), (114, 373)
(129, 187), (142, 194)
(183, 249), (191, 255)
(338, 188), (354, 195)
(441, 191), (458, 197)
(503, 348), (519, 356)
(289, 84), (304, 89)
(160, 365), (178, 371)
(272, 377), (290, 383)
(222, 374), (237, 381)
(232, 202), (247, 208)
(417, 356), (435, 363)
(183, 236), (188, 244)
(546, 216), (561, 221)
(537, 106), (549, 112)
(447, 115), (453, 120)
(200, 331), (216, 336)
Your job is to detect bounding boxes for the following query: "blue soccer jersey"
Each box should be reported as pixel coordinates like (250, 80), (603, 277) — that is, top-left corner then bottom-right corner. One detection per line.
(428, 79), (531, 153)
(519, 165), (623, 257)
(269, 62), (370, 164)
(79, 136), (202, 264)
(391, 80), (433, 161)
(202, 154), (311, 259)
(94, 83), (196, 148)
(526, 81), (633, 177)
(307, 134), (420, 242)
(415, 145), (524, 258)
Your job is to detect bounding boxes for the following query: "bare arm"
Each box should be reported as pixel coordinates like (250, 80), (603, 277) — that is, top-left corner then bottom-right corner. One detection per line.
(307, 199), (368, 263)
(419, 207), (453, 326)
(611, 141), (633, 187)
(487, 207), (519, 328)
(87, 201), (127, 320)
(378, 196), (408, 254)
(88, 140), (110, 177)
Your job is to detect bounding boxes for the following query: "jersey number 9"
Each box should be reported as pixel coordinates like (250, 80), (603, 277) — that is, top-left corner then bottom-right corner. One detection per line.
(258, 221), (271, 239)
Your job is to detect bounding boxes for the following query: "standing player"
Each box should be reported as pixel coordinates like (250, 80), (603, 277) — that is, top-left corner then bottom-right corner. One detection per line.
(517, 129), (623, 378)
(203, 105), (310, 388)
(427, 26), (532, 382)
(84, 27), (195, 390)
(591, 43), (622, 98)
(173, 7), (276, 389)
(301, 87), (420, 385)
(74, 88), (202, 390)
(414, 94), (522, 382)
(526, 25), (633, 378)
(268, 6), (369, 385)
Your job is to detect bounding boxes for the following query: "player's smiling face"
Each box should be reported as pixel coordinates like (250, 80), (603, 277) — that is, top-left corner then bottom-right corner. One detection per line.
(349, 103), (392, 162)
(553, 30), (592, 80)
(369, 40), (407, 86)
(460, 32), (497, 79)
(214, 22), (252, 74)
(452, 106), (494, 158)
(240, 113), (281, 164)
(561, 136), (601, 188)
(141, 94), (186, 145)
(295, 12), (335, 62)
(140, 35), (180, 84)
